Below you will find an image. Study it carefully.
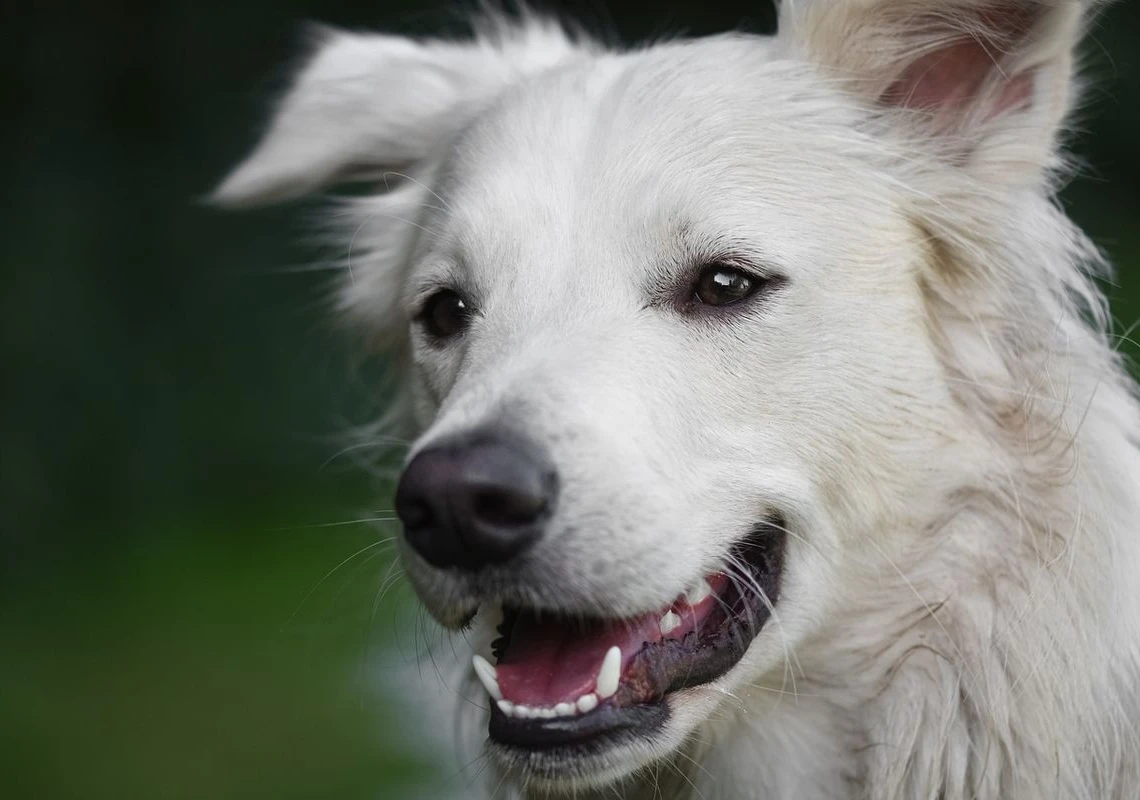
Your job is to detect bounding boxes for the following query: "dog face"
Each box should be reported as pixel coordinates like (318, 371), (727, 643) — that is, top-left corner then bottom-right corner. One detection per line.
(217, 1), (1092, 792)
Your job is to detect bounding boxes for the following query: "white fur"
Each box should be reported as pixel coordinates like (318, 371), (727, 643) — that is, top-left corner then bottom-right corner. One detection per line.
(218, 2), (1140, 797)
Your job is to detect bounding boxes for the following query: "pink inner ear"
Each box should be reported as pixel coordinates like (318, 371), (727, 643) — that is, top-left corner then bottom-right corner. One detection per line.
(881, 41), (1033, 121)
(879, 6), (1038, 125)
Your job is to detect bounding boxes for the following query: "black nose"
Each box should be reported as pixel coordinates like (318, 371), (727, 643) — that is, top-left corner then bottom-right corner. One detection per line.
(395, 432), (557, 570)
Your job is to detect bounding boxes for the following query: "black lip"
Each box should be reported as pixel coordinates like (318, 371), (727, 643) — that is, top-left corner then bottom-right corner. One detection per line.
(486, 519), (787, 753)
(489, 700), (668, 750)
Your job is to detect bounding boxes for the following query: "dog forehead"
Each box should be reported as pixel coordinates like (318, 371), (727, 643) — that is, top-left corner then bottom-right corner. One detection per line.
(433, 35), (891, 279)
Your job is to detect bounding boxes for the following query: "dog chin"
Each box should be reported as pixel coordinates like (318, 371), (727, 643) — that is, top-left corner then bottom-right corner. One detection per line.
(440, 521), (789, 790)
(487, 683), (724, 791)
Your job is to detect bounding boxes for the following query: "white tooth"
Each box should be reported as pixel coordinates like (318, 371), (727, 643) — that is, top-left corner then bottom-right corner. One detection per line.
(472, 655), (502, 701)
(540, 708), (557, 719)
(497, 700), (515, 716)
(659, 610), (681, 635)
(596, 646), (621, 699)
(577, 693), (598, 713)
(514, 704), (530, 718)
(554, 702), (575, 717)
(686, 578), (713, 605)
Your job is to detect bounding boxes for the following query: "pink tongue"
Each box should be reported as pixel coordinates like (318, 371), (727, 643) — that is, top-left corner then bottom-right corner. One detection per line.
(495, 610), (661, 706)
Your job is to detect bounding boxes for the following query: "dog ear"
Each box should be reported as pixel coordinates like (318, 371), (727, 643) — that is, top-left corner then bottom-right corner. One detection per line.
(777, 0), (1105, 181)
(212, 19), (584, 207)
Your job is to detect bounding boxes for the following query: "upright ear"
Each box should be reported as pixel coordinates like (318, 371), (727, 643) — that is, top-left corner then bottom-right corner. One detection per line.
(777, 0), (1105, 180)
(212, 18), (586, 207)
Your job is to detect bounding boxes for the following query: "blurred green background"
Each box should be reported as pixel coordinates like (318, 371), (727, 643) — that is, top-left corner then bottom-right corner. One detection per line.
(2, 1), (1137, 797)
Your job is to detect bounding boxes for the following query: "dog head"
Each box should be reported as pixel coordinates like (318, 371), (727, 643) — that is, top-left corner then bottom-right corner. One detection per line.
(217, 1), (1100, 791)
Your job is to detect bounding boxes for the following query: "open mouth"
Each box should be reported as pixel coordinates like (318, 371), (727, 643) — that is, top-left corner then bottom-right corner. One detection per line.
(473, 521), (787, 757)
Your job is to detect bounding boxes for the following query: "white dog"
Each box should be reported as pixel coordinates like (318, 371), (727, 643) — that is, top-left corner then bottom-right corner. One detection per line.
(216, 1), (1140, 797)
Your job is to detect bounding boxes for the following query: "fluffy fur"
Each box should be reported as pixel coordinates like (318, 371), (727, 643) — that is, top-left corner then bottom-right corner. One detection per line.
(217, 1), (1140, 797)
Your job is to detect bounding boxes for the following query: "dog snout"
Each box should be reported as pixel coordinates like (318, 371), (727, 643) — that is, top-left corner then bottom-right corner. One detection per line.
(395, 431), (557, 570)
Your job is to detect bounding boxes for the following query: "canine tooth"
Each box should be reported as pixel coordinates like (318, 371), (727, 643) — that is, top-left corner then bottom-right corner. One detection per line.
(596, 646), (621, 699)
(554, 702), (575, 717)
(577, 693), (598, 713)
(497, 700), (515, 716)
(472, 655), (502, 701)
(659, 610), (681, 635)
(685, 578), (713, 605)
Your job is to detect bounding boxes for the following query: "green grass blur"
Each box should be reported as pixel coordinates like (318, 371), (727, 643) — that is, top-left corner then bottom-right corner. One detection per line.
(2, 1), (1138, 798)
(1, 508), (439, 799)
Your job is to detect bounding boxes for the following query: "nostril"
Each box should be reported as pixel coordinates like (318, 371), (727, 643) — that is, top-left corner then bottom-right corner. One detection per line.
(399, 498), (433, 530)
(472, 487), (546, 527)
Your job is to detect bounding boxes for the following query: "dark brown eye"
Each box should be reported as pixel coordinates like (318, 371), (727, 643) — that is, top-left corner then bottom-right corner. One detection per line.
(419, 289), (472, 341)
(694, 264), (761, 307)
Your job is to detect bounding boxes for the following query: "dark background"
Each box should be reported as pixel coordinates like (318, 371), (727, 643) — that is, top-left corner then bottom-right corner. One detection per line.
(3, 1), (1137, 797)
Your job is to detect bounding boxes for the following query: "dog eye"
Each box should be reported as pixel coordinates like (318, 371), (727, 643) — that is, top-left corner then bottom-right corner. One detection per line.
(418, 289), (473, 341)
(693, 264), (762, 307)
